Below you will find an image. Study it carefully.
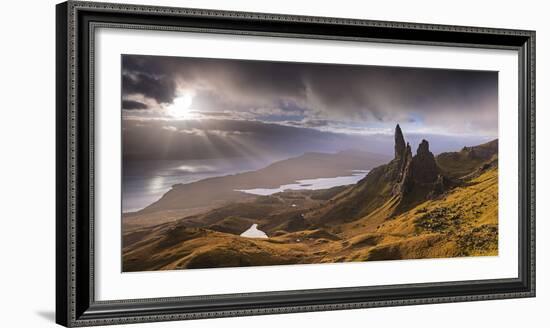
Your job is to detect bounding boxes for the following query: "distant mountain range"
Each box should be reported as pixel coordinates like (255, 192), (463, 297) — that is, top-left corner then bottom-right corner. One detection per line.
(122, 125), (499, 271)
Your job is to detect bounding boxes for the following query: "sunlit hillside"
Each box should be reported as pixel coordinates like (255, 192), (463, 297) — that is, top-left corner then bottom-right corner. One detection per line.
(122, 126), (499, 271)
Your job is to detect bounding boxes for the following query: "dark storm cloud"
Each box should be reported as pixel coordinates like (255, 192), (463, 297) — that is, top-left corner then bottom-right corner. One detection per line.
(122, 55), (307, 111)
(121, 54), (498, 136)
(303, 65), (497, 122)
(122, 73), (176, 105)
(122, 100), (148, 110)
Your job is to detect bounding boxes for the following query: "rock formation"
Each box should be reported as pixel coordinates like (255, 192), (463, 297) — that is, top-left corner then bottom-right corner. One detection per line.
(411, 139), (439, 184)
(391, 126), (444, 210)
(394, 124), (406, 159)
(315, 124), (450, 224)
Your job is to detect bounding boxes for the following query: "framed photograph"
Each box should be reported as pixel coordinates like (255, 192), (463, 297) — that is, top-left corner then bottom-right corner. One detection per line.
(56, 1), (535, 326)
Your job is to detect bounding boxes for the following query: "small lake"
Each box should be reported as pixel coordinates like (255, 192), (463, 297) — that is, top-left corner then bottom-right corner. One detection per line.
(236, 170), (369, 196)
(240, 224), (268, 238)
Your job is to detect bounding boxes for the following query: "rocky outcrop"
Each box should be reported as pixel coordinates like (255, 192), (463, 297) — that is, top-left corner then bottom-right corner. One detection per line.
(392, 124), (414, 196)
(314, 124), (449, 224)
(393, 142), (413, 196)
(411, 139), (439, 184)
(391, 127), (445, 211)
(394, 124), (406, 159)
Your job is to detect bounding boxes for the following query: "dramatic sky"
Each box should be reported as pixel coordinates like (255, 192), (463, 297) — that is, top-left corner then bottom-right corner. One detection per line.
(122, 55), (498, 161)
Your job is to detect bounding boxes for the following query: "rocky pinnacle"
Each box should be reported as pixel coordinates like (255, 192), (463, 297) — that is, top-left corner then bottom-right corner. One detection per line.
(394, 124), (406, 159)
(411, 139), (439, 183)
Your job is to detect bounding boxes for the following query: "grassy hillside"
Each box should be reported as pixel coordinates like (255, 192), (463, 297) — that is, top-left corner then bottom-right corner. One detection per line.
(342, 166), (498, 261)
(122, 129), (499, 271)
(123, 164), (498, 271)
(436, 139), (497, 178)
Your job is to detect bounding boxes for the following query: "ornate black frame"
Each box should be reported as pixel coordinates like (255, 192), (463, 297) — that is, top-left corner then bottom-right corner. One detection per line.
(56, 1), (536, 326)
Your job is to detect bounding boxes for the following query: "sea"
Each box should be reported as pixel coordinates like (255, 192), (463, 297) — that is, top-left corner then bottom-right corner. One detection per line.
(123, 159), (369, 213)
(122, 158), (269, 213)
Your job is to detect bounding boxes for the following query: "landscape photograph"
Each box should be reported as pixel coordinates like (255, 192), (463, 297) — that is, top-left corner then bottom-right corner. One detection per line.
(121, 55), (499, 272)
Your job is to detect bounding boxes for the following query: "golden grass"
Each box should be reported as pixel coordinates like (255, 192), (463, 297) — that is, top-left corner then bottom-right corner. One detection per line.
(123, 166), (498, 271)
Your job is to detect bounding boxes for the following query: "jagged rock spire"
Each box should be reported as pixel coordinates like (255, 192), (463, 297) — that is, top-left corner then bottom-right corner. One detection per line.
(411, 139), (438, 183)
(394, 124), (406, 159)
(405, 142), (412, 160)
(416, 139), (431, 157)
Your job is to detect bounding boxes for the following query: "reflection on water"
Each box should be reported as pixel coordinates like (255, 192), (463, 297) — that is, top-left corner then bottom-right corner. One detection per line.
(240, 224), (268, 238)
(236, 170), (369, 196)
(123, 159), (370, 213)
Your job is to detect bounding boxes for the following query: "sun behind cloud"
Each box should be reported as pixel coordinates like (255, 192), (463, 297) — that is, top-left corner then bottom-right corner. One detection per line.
(166, 93), (193, 118)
